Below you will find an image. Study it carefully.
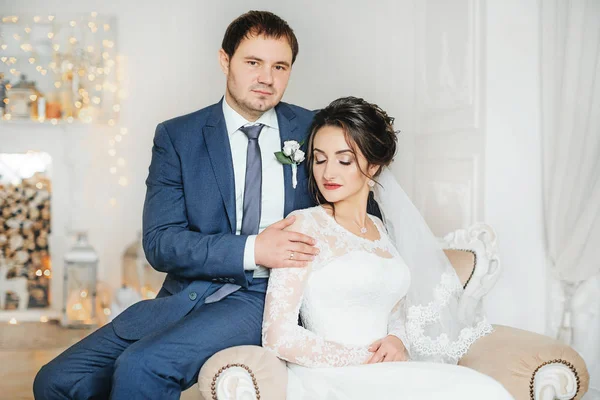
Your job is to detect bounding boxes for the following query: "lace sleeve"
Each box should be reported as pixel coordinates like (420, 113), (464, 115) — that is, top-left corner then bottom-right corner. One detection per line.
(387, 298), (411, 358)
(261, 212), (371, 368)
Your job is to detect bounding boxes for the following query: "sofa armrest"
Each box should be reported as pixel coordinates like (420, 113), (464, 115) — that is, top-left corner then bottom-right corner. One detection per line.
(459, 325), (589, 400)
(197, 345), (286, 400)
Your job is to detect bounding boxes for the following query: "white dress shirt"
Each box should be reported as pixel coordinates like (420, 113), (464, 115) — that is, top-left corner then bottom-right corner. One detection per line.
(222, 98), (285, 278)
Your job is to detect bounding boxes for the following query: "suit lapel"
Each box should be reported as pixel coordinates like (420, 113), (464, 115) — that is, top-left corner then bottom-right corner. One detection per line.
(203, 101), (236, 232)
(275, 103), (299, 216)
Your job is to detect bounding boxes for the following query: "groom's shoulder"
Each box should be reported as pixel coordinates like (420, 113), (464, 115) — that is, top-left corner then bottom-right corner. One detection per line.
(156, 103), (220, 141)
(277, 102), (315, 125)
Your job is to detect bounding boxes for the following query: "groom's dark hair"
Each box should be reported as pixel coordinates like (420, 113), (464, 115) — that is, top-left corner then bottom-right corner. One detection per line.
(222, 11), (299, 64)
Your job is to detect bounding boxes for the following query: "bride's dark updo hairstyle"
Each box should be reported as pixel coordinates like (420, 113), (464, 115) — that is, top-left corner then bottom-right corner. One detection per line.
(306, 96), (398, 207)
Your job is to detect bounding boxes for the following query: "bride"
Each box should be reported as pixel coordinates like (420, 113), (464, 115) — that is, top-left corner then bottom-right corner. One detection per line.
(261, 97), (514, 399)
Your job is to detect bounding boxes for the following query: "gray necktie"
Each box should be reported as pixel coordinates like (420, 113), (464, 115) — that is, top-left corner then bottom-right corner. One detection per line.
(205, 123), (264, 304)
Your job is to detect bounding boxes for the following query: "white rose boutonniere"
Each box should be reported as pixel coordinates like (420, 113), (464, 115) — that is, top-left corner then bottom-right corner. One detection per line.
(275, 140), (305, 188)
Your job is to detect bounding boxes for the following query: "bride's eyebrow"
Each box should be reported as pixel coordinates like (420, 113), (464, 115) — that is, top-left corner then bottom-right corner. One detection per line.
(313, 148), (353, 155)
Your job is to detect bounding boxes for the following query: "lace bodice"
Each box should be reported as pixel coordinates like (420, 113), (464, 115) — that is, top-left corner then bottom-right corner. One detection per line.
(262, 206), (411, 368)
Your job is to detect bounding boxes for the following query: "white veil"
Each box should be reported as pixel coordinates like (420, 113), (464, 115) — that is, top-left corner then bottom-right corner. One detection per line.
(373, 167), (493, 364)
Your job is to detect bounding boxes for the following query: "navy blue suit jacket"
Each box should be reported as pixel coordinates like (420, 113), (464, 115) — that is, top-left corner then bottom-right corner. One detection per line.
(112, 100), (315, 339)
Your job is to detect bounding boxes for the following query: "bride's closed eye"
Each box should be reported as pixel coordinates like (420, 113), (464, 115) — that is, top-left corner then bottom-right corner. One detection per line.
(314, 158), (353, 166)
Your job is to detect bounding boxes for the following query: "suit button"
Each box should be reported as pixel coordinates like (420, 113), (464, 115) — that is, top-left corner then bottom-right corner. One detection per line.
(188, 292), (197, 301)
(228, 278), (235, 283)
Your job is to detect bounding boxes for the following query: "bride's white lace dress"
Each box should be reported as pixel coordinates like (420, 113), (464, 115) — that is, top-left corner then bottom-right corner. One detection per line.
(262, 206), (513, 399)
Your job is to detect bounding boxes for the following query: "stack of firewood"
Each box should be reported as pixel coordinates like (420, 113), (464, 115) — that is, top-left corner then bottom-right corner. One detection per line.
(0, 173), (51, 309)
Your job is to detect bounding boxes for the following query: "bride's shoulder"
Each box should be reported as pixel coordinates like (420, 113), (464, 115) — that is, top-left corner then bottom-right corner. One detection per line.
(368, 214), (387, 232)
(288, 205), (324, 218)
(285, 206), (327, 232)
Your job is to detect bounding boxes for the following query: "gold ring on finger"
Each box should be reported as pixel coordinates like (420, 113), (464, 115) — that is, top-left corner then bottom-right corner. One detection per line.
(289, 251), (295, 260)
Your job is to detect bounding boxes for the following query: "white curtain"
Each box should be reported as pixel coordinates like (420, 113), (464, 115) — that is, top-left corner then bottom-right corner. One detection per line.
(540, 0), (600, 396)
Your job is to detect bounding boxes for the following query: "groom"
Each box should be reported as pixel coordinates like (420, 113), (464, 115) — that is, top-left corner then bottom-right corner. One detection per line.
(34, 11), (318, 399)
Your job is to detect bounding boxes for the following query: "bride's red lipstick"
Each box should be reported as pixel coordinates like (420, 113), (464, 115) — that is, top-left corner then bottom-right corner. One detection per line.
(323, 183), (342, 190)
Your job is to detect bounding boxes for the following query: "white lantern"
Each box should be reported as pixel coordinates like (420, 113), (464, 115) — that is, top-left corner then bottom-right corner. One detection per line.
(62, 232), (98, 328)
(122, 231), (165, 299)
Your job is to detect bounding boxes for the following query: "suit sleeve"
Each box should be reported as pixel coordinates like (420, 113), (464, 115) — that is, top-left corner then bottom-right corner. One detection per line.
(142, 123), (250, 286)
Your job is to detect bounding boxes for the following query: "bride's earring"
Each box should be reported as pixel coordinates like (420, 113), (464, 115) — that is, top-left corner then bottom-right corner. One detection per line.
(368, 180), (375, 189)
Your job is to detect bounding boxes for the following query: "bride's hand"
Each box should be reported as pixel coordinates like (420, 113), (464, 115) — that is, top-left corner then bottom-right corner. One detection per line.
(365, 335), (408, 364)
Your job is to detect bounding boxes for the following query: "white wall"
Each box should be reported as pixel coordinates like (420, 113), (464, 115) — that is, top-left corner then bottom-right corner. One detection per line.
(0, 0), (416, 306)
(0, 0), (547, 332)
(484, 0), (547, 334)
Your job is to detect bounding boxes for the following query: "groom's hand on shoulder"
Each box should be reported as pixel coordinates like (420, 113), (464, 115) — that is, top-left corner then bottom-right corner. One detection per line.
(255, 216), (318, 269)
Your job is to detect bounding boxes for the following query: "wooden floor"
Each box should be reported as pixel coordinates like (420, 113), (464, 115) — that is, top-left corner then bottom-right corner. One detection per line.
(1, 348), (64, 400)
(0, 322), (200, 399)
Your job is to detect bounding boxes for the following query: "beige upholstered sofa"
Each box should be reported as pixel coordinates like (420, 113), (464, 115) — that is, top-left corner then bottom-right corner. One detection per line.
(184, 224), (590, 400)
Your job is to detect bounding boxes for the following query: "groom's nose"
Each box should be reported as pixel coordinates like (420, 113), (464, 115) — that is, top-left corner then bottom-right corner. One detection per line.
(257, 66), (274, 85)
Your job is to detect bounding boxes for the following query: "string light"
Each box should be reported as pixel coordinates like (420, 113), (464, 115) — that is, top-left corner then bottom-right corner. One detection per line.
(1, 13), (130, 200)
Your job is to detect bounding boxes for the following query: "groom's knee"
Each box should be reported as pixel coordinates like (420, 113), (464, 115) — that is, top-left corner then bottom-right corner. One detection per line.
(33, 362), (66, 399)
(113, 344), (159, 382)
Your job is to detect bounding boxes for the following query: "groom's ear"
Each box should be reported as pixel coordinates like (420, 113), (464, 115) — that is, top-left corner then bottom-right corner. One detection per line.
(218, 49), (230, 75)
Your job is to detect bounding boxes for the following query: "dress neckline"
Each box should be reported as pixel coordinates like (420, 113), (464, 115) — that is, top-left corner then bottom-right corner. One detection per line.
(316, 205), (385, 245)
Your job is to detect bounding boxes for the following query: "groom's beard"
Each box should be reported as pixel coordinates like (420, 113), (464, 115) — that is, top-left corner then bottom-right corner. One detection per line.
(225, 77), (283, 120)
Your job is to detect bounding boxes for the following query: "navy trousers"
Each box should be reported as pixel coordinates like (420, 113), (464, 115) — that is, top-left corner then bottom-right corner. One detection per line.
(33, 279), (267, 400)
